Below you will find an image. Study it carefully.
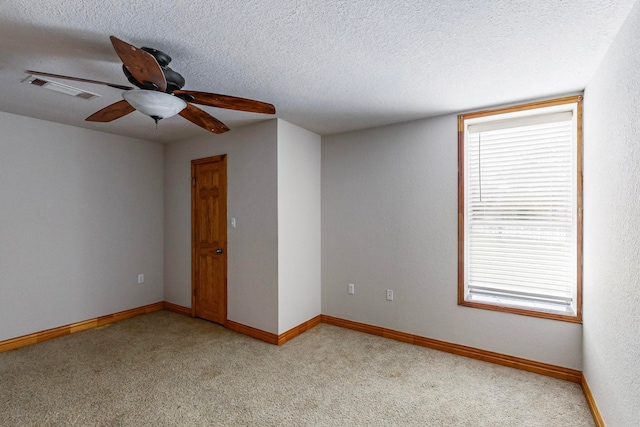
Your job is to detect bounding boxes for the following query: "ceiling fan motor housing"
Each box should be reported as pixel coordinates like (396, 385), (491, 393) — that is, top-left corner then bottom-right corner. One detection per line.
(161, 67), (186, 92)
(141, 47), (171, 67)
(122, 64), (185, 93)
(122, 47), (186, 93)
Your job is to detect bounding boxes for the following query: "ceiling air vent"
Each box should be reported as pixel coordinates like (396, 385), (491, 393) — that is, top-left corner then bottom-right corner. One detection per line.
(22, 75), (100, 100)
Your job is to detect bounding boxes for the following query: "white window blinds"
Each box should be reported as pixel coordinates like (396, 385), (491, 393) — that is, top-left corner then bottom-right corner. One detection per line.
(464, 107), (577, 314)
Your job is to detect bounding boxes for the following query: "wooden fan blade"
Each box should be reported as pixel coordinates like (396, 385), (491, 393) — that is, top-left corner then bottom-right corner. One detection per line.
(86, 100), (136, 122)
(110, 36), (167, 92)
(26, 70), (134, 91)
(174, 90), (276, 114)
(179, 103), (230, 134)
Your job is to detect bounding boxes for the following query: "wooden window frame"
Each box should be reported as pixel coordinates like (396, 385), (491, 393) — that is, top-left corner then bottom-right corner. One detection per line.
(457, 96), (583, 323)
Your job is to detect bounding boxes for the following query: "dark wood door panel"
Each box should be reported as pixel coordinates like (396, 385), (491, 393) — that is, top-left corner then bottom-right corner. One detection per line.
(192, 155), (227, 325)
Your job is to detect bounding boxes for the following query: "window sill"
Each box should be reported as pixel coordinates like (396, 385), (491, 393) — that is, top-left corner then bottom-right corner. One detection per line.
(459, 298), (582, 324)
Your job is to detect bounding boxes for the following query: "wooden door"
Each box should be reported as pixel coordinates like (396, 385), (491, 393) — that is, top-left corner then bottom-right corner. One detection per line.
(192, 155), (227, 325)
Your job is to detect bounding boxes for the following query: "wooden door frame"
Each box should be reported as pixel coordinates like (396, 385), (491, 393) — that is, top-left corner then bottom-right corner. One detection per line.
(191, 154), (228, 322)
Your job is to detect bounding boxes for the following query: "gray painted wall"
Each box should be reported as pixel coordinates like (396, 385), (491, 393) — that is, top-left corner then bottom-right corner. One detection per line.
(164, 120), (280, 334)
(277, 120), (322, 333)
(0, 111), (164, 341)
(321, 114), (583, 369)
(583, 1), (640, 425)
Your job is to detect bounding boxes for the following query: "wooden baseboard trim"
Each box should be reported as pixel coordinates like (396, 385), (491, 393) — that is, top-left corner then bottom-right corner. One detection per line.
(0, 302), (164, 353)
(225, 315), (322, 346)
(225, 319), (279, 345)
(582, 375), (606, 426)
(320, 315), (582, 383)
(163, 301), (192, 317)
(278, 315), (322, 345)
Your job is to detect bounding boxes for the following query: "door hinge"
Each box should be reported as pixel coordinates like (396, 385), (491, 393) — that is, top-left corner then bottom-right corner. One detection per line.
(192, 177), (196, 186)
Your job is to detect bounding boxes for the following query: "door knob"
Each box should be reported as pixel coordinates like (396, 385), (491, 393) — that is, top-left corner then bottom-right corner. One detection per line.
(215, 248), (224, 254)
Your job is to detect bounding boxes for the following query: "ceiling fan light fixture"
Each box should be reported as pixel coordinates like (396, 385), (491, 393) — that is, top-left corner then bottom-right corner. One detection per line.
(27, 36), (274, 134)
(122, 90), (186, 121)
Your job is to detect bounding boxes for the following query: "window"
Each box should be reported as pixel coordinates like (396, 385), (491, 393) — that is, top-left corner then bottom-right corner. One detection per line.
(458, 96), (582, 322)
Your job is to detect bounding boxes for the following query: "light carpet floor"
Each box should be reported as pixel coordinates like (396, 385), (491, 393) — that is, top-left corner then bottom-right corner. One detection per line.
(0, 310), (594, 426)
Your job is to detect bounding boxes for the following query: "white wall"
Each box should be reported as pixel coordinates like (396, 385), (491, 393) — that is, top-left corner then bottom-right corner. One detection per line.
(583, 1), (640, 425)
(164, 120), (280, 334)
(322, 115), (583, 369)
(277, 120), (321, 333)
(0, 111), (164, 341)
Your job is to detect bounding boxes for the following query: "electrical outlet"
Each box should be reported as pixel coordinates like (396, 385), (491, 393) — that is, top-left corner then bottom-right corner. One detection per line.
(137, 274), (144, 284)
(348, 283), (355, 295)
(386, 289), (393, 301)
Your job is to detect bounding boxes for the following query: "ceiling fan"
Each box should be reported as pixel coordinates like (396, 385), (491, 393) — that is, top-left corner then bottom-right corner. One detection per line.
(26, 36), (276, 134)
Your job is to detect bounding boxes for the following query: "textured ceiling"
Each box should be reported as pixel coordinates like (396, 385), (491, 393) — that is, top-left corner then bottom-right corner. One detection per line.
(0, 0), (636, 143)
